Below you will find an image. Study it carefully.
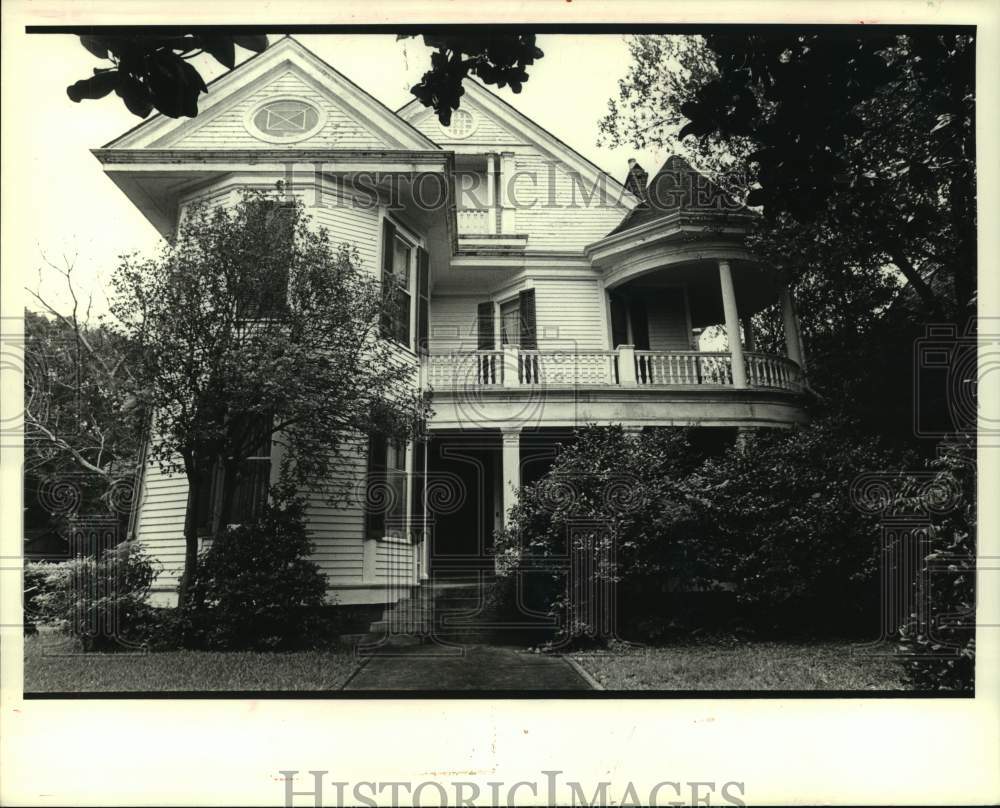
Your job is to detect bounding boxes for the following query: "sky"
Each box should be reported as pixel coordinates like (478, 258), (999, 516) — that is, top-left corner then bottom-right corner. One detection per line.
(18, 33), (668, 317)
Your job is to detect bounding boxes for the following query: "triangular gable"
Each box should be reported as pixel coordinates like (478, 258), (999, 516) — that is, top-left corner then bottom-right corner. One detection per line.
(105, 37), (439, 152)
(397, 79), (638, 210)
(404, 95), (527, 148)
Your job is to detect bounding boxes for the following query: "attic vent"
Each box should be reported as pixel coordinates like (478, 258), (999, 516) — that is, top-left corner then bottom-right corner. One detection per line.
(246, 98), (325, 144)
(440, 109), (477, 139)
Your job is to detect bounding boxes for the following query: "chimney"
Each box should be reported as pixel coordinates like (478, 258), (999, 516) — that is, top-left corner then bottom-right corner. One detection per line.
(624, 158), (648, 201)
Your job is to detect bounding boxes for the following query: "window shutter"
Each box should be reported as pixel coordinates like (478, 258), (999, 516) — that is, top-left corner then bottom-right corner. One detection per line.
(518, 289), (537, 350)
(379, 219), (397, 338)
(629, 298), (650, 350)
(416, 246), (430, 354)
(477, 302), (495, 350)
(364, 433), (388, 539)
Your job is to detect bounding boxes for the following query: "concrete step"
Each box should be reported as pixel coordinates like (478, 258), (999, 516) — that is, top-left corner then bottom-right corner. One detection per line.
(366, 576), (531, 641)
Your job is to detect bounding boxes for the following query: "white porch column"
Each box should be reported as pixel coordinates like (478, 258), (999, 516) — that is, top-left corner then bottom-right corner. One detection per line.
(718, 259), (748, 389)
(485, 152), (497, 234)
(781, 286), (806, 370)
(500, 427), (522, 528)
(499, 151), (517, 234)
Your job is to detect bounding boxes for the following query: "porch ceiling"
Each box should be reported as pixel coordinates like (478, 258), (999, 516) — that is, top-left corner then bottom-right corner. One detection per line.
(613, 258), (783, 325)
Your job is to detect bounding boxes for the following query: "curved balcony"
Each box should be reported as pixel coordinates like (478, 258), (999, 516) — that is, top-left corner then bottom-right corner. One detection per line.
(426, 347), (803, 393)
(422, 347), (807, 431)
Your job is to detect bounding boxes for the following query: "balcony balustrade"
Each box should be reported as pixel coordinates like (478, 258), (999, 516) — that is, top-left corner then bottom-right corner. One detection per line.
(424, 347), (803, 393)
(456, 208), (492, 235)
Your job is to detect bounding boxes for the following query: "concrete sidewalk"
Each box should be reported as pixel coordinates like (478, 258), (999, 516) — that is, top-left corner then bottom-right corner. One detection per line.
(342, 643), (593, 691)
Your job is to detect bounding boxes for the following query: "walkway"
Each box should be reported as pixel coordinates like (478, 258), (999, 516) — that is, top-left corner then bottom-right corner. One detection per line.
(342, 643), (593, 691)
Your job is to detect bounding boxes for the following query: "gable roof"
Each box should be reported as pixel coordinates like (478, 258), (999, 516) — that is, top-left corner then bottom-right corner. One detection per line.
(607, 155), (752, 236)
(103, 36), (439, 152)
(397, 79), (638, 210)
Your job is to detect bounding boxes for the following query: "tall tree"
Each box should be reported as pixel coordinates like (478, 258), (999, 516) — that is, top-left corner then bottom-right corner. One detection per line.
(24, 262), (144, 526)
(601, 32), (976, 321)
(109, 188), (428, 606)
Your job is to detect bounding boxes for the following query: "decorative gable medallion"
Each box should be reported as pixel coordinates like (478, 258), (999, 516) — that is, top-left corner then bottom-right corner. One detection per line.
(244, 97), (327, 144)
(439, 108), (477, 139)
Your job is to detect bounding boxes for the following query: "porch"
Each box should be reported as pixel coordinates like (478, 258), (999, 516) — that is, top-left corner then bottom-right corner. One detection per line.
(425, 347), (803, 393)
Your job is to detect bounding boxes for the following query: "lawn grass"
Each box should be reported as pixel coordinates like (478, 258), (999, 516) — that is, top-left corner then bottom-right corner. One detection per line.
(23, 634), (362, 693)
(571, 639), (911, 691)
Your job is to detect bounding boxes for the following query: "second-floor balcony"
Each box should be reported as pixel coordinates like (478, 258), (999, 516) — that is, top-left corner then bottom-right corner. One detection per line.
(424, 347), (803, 393)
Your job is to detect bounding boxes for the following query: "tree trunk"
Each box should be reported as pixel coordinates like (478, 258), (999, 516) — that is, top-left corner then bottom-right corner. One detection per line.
(176, 458), (202, 610)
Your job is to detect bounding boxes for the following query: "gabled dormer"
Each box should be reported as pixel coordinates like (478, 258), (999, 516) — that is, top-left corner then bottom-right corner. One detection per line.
(398, 80), (638, 256)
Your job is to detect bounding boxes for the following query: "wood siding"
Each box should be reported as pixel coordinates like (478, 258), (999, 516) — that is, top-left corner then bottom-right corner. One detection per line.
(534, 278), (608, 351)
(512, 154), (628, 250)
(309, 190), (382, 273)
(162, 70), (392, 151)
(429, 295), (482, 353)
(408, 103), (526, 148)
(302, 440), (367, 587)
(133, 437), (413, 595)
(133, 461), (188, 591)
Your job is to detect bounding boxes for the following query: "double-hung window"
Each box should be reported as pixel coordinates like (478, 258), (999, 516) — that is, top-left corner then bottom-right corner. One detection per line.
(380, 219), (415, 347)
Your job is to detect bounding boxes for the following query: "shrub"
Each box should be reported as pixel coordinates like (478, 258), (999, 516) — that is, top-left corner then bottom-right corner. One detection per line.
(496, 419), (904, 643)
(23, 563), (54, 635)
(495, 426), (714, 644)
(183, 497), (332, 650)
(691, 417), (904, 634)
(897, 439), (975, 692)
(29, 542), (158, 651)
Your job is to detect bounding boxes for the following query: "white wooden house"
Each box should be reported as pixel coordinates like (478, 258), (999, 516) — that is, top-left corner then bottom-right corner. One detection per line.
(100, 38), (808, 606)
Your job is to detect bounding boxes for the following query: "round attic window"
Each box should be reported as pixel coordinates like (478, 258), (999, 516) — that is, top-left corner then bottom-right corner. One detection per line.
(440, 108), (477, 139)
(246, 98), (325, 144)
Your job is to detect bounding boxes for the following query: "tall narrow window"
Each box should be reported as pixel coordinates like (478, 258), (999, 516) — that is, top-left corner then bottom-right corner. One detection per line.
(228, 415), (273, 525)
(500, 299), (521, 346)
(518, 289), (537, 350)
(242, 199), (294, 319)
(194, 413), (273, 533)
(380, 219), (413, 347)
(609, 293), (629, 347)
(386, 441), (407, 539)
(365, 434), (407, 540)
(365, 433), (388, 540)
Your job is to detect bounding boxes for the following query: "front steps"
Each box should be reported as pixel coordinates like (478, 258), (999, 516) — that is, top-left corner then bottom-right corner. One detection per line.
(356, 571), (558, 648)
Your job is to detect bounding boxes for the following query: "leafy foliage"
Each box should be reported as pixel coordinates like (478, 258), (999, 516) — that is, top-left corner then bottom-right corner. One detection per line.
(602, 32), (976, 320)
(182, 497), (332, 650)
(27, 542), (158, 651)
(692, 419), (905, 634)
(68, 33), (269, 118)
(495, 426), (731, 643)
(109, 186), (428, 605)
(402, 34), (544, 125)
(497, 421), (904, 642)
(897, 439), (976, 692)
(69, 32), (546, 125)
